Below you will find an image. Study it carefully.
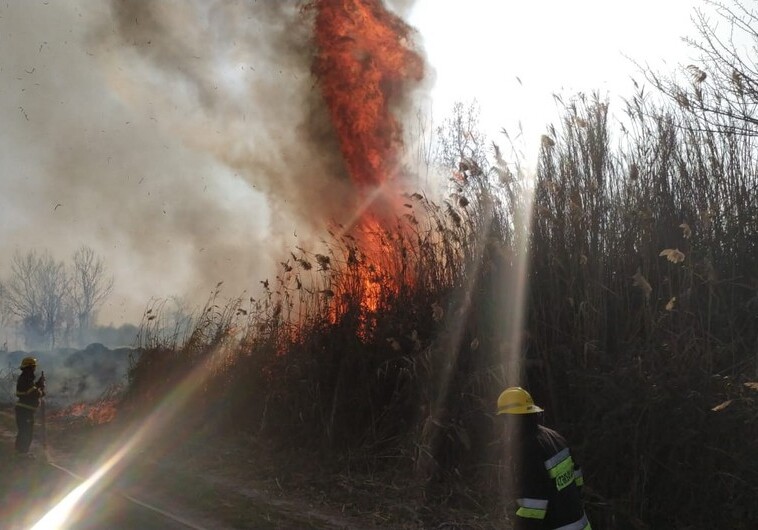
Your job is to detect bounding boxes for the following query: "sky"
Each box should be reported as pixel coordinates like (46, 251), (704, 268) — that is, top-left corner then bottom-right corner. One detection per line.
(0, 0), (705, 329)
(409, 0), (701, 163)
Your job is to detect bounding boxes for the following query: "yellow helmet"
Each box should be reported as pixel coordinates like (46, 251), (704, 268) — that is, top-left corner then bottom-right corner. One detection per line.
(496, 387), (544, 415)
(19, 357), (37, 369)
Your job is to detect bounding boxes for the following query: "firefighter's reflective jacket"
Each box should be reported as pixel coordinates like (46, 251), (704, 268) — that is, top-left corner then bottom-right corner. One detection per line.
(16, 371), (43, 411)
(513, 424), (590, 530)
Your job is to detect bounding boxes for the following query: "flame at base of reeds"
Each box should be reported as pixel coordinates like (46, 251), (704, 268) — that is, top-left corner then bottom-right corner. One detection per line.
(331, 215), (410, 332)
(51, 399), (119, 426)
(306, 0), (426, 322)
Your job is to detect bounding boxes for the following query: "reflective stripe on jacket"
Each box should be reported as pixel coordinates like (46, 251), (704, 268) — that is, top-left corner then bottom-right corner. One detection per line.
(512, 424), (590, 530)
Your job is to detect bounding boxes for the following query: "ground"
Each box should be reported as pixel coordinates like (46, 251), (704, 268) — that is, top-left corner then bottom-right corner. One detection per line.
(0, 404), (501, 529)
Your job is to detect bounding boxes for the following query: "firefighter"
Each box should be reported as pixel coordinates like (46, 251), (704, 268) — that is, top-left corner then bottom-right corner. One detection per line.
(15, 356), (45, 456)
(497, 386), (590, 530)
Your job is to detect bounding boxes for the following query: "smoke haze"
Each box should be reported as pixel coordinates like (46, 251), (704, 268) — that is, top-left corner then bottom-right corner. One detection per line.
(1, 1), (426, 328)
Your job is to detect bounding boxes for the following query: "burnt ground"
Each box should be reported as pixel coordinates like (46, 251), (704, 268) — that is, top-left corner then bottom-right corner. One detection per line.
(0, 405), (500, 529)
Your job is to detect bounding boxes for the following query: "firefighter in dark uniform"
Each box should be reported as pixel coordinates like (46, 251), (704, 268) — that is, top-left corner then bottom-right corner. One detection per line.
(15, 356), (45, 456)
(497, 387), (591, 530)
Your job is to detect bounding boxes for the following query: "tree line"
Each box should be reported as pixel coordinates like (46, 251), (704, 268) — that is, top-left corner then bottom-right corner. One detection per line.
(0, 246), (113, 350)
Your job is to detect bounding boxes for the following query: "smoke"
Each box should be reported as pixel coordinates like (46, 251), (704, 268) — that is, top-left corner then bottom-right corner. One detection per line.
(0, 345), (134, 407)
(0, 0), (427, 326)
(98, 1), (359, 215)
(385, 0), (419, 18)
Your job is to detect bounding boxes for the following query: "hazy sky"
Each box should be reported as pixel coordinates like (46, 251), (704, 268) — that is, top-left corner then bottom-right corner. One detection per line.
(410, 0), (701, 163)
(0, 0), (704, 327)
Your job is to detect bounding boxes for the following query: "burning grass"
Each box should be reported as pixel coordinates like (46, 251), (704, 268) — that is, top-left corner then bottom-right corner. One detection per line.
(122, 92), (758, 528)
(50, 386), (121, 427)
(124, 170), (520, 521)
(49, 401), (117, 428)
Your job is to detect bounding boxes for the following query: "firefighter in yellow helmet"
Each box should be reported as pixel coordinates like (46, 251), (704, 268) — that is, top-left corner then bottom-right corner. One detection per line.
(497, 387), (590, 530)
(15, 357), (45, 456)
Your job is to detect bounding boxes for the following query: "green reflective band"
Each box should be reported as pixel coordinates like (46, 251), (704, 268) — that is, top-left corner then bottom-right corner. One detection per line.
(548, 455), (574, 478)
(574, 469), (584, 487)
(516, 506), (547, 520)
(516, 498), (548, 520)
(545, 449), (575, 491)
(15, 403), (37, 411)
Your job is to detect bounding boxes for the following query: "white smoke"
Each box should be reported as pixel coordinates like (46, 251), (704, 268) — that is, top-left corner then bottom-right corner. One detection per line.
(0, 1), (426, 328)
(0, 1), (343, 327)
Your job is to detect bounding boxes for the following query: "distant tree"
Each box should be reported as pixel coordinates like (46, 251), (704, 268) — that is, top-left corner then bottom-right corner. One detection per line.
(0, 282), (12, 350)
(71, 246), (114, 345)
(0, 282), (11, 327)
(4, 250), (69, 349)
(647, 0), (758, 135)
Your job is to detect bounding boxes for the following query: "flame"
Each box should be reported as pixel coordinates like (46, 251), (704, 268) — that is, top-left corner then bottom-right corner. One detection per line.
(52, 400), (118, 425)
(87, 400), (118, 424)
(310, 0), (424, 191)
(309, 0), (424, 329)
(354, 215), (389, 313)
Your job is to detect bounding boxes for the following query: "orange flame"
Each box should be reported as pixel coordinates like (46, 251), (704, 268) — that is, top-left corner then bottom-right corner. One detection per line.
(52, 400), (118, 425)
(309, 0), (425, 329)
(311, 0), (424, 191)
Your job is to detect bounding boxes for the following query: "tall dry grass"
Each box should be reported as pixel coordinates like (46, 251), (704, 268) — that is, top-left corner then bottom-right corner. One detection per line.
(529, 92), (757, 527)
(125, 93), (757, 527)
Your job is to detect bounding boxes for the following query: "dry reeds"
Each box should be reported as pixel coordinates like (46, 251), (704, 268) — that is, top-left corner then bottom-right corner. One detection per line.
(125, 92), (757, 528)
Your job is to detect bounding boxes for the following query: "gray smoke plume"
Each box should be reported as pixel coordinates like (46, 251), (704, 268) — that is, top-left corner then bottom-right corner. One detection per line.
(0, 0), (424, 328)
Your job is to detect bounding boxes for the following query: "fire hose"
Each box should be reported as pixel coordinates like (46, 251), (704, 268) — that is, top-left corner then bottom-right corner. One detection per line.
(28, 372), (206, 530)
(45, 461), (208, 530)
